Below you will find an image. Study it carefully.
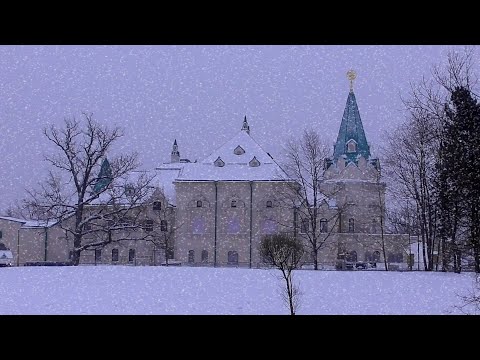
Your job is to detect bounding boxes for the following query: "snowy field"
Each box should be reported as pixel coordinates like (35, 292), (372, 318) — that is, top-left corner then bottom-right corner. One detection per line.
(0, 266), (475, 315)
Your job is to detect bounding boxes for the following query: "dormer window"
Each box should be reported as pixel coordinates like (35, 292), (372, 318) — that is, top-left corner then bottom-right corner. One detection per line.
(214, 157), (225, 167)
(234, 145), (245, 155)
(231, 200), (237, 208)
(196, 200), (203, 208)
(153, 201), (162, 211)
(346, 139), (357, 153)
(249, 156), (260, 167)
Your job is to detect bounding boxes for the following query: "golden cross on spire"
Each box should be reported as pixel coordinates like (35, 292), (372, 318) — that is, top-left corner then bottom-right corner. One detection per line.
(347, 69), (357, 91)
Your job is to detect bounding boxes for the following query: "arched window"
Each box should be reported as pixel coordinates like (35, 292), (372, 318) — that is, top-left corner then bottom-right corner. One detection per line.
(0, 242), (6, 250)
(228, 251), (238, 265)
(346, 251), (357, 262)
(201, 250), (208, 263)
(372, 251), (381, 262)
(348, 218), (355, 233)
(192, 216), (206, 235)
(188, 250), (195, 263)
(347, 140), (357, 153)
(320, 219), (328, 233)
(129, 249), (135, 263)
(153, 201), (162, 211)
(231, 200), (237, 208)
(112, 249), (119, 262)
(196, 200), (203, 208)
(266, 200), (273, 208)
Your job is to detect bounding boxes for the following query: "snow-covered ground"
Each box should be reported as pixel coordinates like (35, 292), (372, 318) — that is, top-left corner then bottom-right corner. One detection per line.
(0, 266), (475, 315)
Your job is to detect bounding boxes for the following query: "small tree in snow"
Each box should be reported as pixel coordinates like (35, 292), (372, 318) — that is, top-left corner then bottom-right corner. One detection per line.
(260, 233), (304, 315)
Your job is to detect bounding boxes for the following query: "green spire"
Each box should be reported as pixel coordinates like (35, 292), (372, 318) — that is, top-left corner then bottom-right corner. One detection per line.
(333, 90), (371, 163)
(93, 158), (113, 194)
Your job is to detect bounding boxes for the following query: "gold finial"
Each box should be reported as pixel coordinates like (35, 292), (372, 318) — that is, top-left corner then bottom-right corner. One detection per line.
(347, 69), (357, 91)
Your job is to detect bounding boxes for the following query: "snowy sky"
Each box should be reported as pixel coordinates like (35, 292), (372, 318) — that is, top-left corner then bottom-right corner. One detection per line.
(0, 45), (473, 211)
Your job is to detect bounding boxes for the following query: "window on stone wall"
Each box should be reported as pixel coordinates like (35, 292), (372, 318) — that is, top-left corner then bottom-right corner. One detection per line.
(372, 251), (381, 262)
(144, 219), (154, 232)
(387, 252), (403, 263)
(129, 249), (135, 263)
(112, 249), (119, 262)
(300, 219), (309, 234)
(201, 250), (208, 263)
(69, 250), (74, 260)
(263, 219), (277, 234)
(348, 218), (355, 233)
(192, 216), (206, 234)
(188, 250), (195, 263)
(0, 230), (2, 239)
(160, 220), (168, 232)
(346, 251), (357, 262)
(153, 201), (162, 211)
(95, 249), (102, 263)
(228, 251), (239, 265)
(371, 218), (377, 234)
(228, 217), (240, 234)
(231, 200), (237, 208)
(320, 219), (328, 233)
(196, 200), (203, 208)
(266, 200), (273, 208)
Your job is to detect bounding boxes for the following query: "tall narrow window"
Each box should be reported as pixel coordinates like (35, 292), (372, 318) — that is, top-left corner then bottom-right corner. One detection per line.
(188, 250), (195, 264)
(196, 200), (203, 208)
(228, 217), (240, 234)
(129, 249), (135, 263)
(320, 219), (328, 233)
(95, 249), (102, 263)
(266, 200), (273, 208)
(192, 216), (206, 234)
(300, 219), (309, 234)
(231, 200), (237, 208)
(263, 219), (277, 234)
(112, 249), (119, 262)
(348, 218), (355, 233)
(153, 201), (162, 211)
(145, 219), (154, 232)
(201, 250), (208, 263)
(228, 251), (238, 265)
(0, 231), (3, 239)
(371, 218), (377, 234)
(160, 220), (168, 232)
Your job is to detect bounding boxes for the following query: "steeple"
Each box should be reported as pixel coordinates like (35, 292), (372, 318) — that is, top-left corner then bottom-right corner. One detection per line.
(333, 71), (371, 164)
(241, 116), (250, 135)
(171, 139), (180, 163)
(93, 157), (113, 194)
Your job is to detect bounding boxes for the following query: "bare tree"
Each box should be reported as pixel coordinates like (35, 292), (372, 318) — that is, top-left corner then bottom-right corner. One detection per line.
(260, 233), (304, 315)
(25, 113), (155, 265)
(279, 129), (344, 270)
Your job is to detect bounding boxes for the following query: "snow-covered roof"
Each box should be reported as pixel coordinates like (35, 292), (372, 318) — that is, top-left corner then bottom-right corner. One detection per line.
(0, 216), (58, 228)
(155, 164), (185, 205)
(0, 216), (27, 223)
(176, 130), (290, 182)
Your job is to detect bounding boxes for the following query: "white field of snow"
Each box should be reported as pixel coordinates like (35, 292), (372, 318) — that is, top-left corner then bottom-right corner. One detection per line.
(0, 266), (475, 315)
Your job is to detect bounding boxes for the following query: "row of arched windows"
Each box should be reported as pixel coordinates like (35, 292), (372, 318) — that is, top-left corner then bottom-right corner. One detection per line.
(187, 250), (239, 265)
